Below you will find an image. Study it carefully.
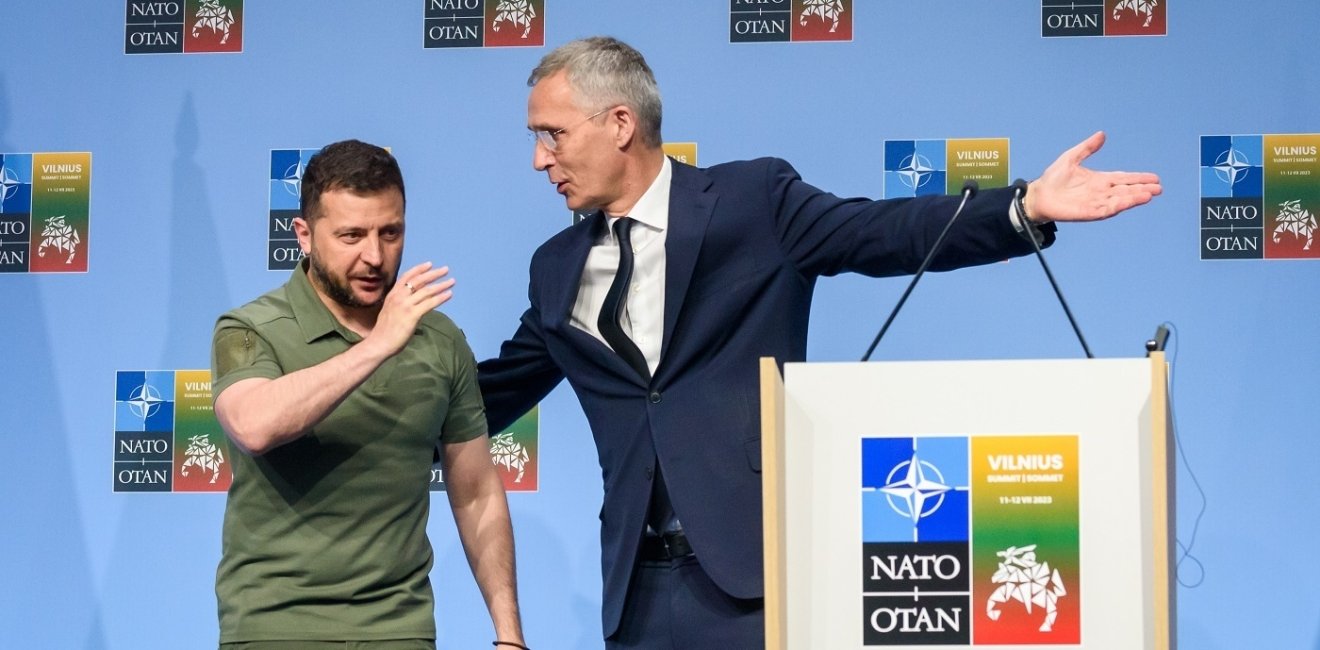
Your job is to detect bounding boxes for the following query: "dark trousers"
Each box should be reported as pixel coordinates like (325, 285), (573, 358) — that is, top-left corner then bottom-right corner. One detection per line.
(606, 556), (764, 650)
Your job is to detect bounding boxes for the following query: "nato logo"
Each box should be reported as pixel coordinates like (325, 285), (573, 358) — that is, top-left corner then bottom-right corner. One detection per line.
(0, 154), (33, 214)
(1200, 135), (1264, 260)
(269, 148), (318, 270)
(863, 437), (969, 543)
(883, 141), (947, 199)
(1201, 135), (1262, 198)
(116, 371), (175, 433)
(862, 436), (971, 645)
(0, 154), (33, 273)
(115, 371), (176, 492)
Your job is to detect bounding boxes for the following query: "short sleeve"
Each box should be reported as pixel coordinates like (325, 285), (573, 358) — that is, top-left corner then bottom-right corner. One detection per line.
(439, 330), (489, 445)
(211, 316), (283, 399)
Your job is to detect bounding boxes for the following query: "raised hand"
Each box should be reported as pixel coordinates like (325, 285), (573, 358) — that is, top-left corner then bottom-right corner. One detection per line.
(365, 261), (455, 358)
(1026, 131), (1163, 223)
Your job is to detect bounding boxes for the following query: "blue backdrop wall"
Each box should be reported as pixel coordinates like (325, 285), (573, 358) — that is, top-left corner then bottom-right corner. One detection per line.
(1, 1), (1317, 648)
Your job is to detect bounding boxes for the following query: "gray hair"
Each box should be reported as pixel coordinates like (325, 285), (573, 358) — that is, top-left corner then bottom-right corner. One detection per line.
(528, 36), (663, 148)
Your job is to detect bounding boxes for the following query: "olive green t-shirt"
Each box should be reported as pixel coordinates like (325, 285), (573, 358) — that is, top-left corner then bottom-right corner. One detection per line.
(210, 263), (487, 643)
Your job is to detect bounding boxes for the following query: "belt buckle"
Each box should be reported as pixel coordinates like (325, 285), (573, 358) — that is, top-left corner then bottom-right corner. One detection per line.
(661, 531), (692, 559)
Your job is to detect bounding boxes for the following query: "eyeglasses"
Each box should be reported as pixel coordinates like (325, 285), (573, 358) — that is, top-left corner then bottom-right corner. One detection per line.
(529, 107), (611, 151)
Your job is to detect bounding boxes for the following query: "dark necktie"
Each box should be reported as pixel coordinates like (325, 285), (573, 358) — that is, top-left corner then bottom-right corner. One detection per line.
(598, 219), (677, 534)
(598, 218), (651, 382)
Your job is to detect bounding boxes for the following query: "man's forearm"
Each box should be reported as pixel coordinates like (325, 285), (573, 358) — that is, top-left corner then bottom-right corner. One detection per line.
(446, 438), (524, 643)
(215, 339), (392, 455)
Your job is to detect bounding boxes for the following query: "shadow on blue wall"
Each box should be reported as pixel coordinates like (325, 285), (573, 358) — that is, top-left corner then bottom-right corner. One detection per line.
(95, 93), (234, 648)
(165, 92), (229, 367)
(0, 71), (108, 650)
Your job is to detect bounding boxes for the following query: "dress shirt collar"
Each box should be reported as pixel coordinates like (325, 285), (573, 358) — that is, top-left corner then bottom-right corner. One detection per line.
(605, 156), (671, 241)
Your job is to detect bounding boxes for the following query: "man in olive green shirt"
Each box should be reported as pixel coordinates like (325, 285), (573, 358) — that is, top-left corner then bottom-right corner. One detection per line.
(210, 140), (525, 649)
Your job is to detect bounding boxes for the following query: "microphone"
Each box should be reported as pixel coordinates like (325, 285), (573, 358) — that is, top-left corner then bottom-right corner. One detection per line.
(1013, 178), (1093, 359)
(1145, 324), (1169, 356)
(861, 179), (979, 362)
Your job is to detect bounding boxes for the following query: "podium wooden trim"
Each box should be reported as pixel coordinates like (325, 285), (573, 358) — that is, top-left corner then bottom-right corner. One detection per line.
(761, 357), (787, 650)
(1149, 352), (1175, 650)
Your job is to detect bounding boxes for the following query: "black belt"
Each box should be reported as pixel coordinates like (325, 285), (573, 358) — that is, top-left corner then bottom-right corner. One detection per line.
(639, 531), (694, 561)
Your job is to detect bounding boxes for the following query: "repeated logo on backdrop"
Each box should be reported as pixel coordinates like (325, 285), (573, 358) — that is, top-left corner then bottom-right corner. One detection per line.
(268, 148), (318, 271)
(862, 435), (1080, 646)
(1042, 0), (1166, 37)
(882, 139), (1009, 199)
(0, 152), (92, 274)
(124, 0), (244, 54)
(424, 0), (545, 48)
(729, 0), (852, 43)
(1200, 134), (1320, 260)
(114, 370), (232, 492)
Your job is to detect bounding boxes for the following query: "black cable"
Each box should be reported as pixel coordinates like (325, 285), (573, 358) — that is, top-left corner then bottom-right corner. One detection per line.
(1016, 181), (1093, 359)
(1163, 321), (1207, 588)
(862, 182), (977, 361)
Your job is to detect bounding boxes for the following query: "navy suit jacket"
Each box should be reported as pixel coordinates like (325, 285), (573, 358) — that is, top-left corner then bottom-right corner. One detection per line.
(477, 157), (1052, 637)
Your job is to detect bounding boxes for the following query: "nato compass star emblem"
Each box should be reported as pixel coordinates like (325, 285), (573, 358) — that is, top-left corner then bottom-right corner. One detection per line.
(1213, 148), (1253, 186)
(0, 165), (21, 203)
(897, 154), (935, 190)
(880, 453), (952, 523)
(281, 161), (304, 198)
(126, 382), (166, 420)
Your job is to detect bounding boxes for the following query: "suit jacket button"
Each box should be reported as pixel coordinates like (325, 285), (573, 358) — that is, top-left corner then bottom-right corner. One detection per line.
(649, 391), (661, 404)
(645, 467), (653, 479)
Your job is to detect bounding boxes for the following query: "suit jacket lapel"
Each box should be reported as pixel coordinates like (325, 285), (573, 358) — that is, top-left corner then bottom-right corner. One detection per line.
(660, 162), (716, 371)
(546, 211), (601, 332)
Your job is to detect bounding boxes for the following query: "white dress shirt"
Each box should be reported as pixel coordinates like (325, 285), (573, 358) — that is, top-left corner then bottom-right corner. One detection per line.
(570, 157), (671, 377)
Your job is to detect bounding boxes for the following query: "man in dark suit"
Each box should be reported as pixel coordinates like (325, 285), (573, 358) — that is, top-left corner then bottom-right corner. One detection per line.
(477, 36), (1161, 649)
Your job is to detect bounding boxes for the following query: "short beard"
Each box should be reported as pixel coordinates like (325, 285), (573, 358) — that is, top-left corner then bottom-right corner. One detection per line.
(306, 251), (391, 309)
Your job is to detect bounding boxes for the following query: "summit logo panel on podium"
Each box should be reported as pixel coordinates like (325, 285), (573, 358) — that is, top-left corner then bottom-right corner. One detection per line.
(730, 0), (852, 43)
(424, 0), (545, 49)
(862, 435), (1080, 646)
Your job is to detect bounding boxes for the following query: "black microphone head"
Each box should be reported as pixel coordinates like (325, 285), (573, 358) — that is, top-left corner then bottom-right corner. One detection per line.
(961, 178), (979, 199)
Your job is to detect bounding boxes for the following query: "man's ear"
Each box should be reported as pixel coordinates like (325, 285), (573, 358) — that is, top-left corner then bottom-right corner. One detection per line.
(293, 217), (312, 255)
(611, 106), (638, 150)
